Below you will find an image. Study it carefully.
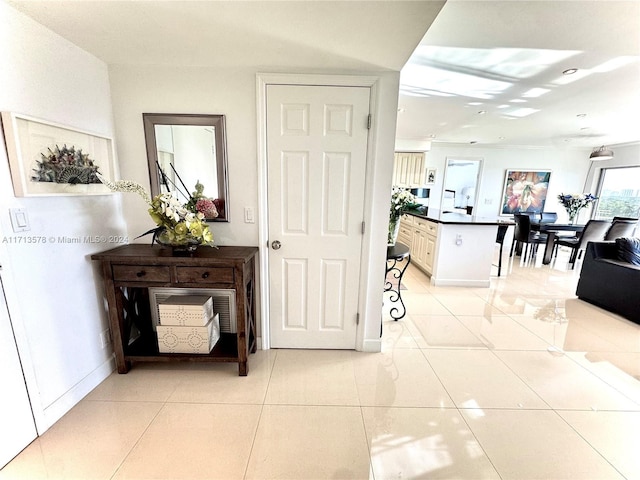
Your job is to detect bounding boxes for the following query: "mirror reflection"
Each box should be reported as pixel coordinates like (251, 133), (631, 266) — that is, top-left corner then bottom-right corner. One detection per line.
(441, 157), (483, 214)
(144, 113), (229, 221)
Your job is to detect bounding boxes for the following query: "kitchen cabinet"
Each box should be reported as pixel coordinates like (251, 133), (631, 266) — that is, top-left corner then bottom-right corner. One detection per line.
(393, 152), (426, 187)
(424, 234), (436, 274)
(412, 217), (438, 274)
(399, 214), (438, 275)
(397, 214), (414, 248)
(412, 229), (428, 268)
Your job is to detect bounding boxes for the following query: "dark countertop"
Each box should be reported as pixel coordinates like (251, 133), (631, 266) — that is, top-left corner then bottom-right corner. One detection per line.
(404, 208), (514, 226)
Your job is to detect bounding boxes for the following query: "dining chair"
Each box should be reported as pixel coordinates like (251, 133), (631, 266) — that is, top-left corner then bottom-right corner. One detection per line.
(540, 212), (558, 224)
(604, 218), (638, 240)
(612, 216), (639, 222)
(518, 211), (541, 223)
(554, 219), (610, 268)
(510, 214), (547, 262)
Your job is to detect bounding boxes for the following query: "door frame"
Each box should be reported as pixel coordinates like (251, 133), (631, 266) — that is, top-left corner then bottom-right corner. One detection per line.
(256, 73), (381, 351)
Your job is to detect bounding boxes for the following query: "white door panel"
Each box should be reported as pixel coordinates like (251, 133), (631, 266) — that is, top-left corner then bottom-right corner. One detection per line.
(0, 273), (37, 468)
(267, 85), (370, 349)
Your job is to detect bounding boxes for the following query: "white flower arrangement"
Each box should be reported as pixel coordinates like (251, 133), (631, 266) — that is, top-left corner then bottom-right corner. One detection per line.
(97, 173), (214, 247)
(389, 187), (416, 220)
(557, 193), (598, 223)
(388, 187), (416, 245)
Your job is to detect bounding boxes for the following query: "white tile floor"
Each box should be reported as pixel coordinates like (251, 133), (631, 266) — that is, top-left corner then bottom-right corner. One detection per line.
(2, 250), (640, 479)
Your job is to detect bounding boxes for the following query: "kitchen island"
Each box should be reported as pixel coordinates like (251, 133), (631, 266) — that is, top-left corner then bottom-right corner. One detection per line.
(398, 209), (513, 287)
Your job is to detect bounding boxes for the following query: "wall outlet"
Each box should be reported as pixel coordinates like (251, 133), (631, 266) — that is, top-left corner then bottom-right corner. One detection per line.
(455, 234), (463, 246)
(100, 329), (111, 349)
(484, 198), (493, 205)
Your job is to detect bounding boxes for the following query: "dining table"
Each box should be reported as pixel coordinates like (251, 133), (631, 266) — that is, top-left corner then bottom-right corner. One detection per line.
(532, 222), (585, 264)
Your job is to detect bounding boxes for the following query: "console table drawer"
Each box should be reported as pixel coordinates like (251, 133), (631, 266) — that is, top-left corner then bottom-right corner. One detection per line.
(112, 265), (171, 282)
(176, 267), (234, 284)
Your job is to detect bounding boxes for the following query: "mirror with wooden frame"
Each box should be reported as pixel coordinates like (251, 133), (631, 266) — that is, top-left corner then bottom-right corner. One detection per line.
(143, 113), (229, 221)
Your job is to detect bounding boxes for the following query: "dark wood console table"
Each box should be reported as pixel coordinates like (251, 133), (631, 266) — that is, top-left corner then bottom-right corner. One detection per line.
(91, 244), (258, 376)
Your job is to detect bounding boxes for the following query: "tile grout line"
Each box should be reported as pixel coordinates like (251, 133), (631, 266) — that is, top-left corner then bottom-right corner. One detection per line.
(242, 349), (278, 479)
(416, 347), (504, 479)
(550, 408), (631, 480)
(107, 400), (167, 480)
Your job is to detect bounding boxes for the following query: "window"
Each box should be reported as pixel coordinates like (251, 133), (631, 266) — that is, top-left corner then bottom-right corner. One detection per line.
(594, 166), (640, 220)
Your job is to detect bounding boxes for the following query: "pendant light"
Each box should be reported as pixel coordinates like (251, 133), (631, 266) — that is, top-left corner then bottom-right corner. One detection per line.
(589, 145), (614, 160)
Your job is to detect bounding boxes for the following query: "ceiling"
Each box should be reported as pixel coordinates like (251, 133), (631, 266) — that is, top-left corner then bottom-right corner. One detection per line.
(4, 0), (444, 70)
(5, 0), (640, 150)
(399, 0), (640, 149)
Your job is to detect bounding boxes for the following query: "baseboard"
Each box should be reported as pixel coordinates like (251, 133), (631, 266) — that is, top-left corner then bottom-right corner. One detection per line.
(37, 355), (115, 434)
(359, 338), (382, 352)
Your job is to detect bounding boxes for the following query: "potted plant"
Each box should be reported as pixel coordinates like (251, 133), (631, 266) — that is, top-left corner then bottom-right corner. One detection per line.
(388, 187), (415, 245)
(557, 193), (598, 224)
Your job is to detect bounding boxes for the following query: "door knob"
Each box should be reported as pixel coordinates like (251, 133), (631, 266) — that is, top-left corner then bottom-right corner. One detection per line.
(271, 240), (282, 250)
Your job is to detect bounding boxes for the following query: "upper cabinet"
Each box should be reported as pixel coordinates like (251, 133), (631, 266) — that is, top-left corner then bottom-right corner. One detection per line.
(393, 151), (426, 187)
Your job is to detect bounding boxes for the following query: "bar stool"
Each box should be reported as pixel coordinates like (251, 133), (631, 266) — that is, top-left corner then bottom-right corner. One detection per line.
(494, 224), (509, 276)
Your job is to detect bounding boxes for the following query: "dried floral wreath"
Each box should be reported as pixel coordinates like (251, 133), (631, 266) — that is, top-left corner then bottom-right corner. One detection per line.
(32, 144), (101, 185)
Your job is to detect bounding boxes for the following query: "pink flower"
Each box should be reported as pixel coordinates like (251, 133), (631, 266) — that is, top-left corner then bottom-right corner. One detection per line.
(196, 198), (219, 219)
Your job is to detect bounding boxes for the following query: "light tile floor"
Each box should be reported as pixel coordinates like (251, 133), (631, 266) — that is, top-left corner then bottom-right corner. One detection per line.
(2, 250), (640, 479)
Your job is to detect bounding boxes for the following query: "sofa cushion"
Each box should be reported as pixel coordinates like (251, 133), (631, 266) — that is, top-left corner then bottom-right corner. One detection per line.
(615, 237), (640, 265)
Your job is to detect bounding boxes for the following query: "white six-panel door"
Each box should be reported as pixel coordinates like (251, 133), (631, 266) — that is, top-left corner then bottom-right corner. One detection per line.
(267, 85), (370, 349)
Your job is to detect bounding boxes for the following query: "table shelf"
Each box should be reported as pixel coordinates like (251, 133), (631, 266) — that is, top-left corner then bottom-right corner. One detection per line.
(92, 244), (258, 376)
(125, 332), (239, 363)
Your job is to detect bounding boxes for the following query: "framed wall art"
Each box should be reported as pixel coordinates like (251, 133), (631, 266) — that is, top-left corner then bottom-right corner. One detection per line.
(500, 169), (552, 215)
(426, 168), (436, 184)
(1, 112), (117, 196)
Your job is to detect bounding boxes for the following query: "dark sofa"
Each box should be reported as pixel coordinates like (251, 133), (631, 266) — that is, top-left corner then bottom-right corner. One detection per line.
(576, 241), (640, 325)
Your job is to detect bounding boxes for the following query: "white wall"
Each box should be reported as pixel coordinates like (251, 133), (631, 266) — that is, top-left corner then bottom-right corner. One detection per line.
(0, 2), (125, 432)
(109, 65), (259, 246)
(423, 144), (593, 223)
(364, 73), (403, 350)
(109, 66), (400, 352)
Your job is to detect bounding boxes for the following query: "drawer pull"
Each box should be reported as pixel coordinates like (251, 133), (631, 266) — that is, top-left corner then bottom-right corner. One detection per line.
(136, 270), (146, 277)
(201, 272), (210, 279)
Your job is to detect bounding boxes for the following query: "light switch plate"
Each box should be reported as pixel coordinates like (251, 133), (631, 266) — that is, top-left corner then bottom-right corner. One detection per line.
(244, 207), (255, 223)
(9, 208), (30, 232)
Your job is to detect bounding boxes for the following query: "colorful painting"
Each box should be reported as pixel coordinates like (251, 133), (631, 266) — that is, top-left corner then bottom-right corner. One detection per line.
(501, 170), (552, 215)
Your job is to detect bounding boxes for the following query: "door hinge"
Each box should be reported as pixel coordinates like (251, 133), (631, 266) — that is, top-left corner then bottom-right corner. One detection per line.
(356, 313), (360, 325)
(361, 221), (366, 234)
(367, 114), (372, 130)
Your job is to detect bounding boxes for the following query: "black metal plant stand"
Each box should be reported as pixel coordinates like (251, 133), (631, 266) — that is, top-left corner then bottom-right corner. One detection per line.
(384, 242), (411, 321)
